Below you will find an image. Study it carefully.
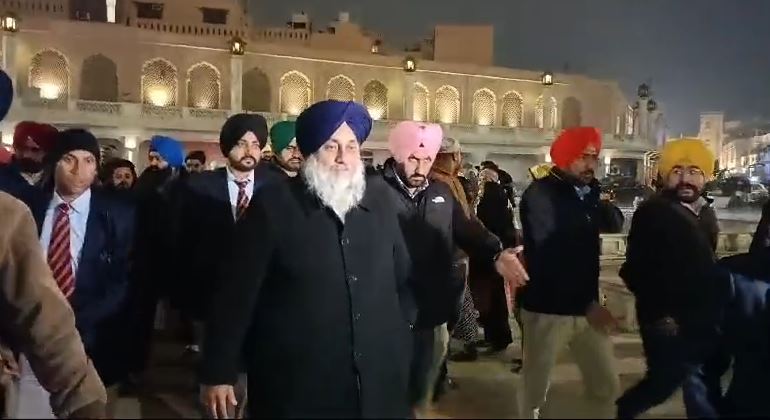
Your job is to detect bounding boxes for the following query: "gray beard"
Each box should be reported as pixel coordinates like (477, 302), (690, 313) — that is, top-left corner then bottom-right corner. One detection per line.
(302, 154), (366, 222)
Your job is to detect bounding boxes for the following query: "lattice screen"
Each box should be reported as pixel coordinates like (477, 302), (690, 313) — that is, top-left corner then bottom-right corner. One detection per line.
(413, 83), (429, 122)
(472, 89), (496, 126)
(242, 67), (271, 112)
(501, 91), (523, 127)
(435, 85), (460, 124)
(280, 71), (311, 115)
(535, 95), (544, 129)
(547, 97), (558, 129)
(327, 75), (355, 101)
(29, 49), (69, 99)
(187, 63), (220, 109)
(80, 54), (118, 102)
(142, 59), (178, 106)
(363, 80), (388, 120)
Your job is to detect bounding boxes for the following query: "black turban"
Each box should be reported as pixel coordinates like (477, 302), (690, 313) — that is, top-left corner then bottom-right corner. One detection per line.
(219, 113), (268, 156)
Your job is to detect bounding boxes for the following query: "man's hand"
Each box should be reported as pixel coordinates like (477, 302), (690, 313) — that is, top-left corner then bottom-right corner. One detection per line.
(201, 384), (237, 419)
(495, 246), (529, 288)
(586, 301), (619, 334)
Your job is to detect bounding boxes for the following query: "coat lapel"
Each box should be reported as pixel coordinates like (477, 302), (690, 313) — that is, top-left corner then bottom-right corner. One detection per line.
(213, 167), (236, 224)
(76, 191), (105, 281)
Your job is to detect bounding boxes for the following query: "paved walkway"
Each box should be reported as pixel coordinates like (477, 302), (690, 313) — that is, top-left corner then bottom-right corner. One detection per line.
(113, 333), (688, 419)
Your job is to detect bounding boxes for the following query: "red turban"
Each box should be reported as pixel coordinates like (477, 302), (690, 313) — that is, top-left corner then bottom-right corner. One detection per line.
(549, 127), (602, 169)
(13, 121), (58, 153)
(0, 146), (10, 164)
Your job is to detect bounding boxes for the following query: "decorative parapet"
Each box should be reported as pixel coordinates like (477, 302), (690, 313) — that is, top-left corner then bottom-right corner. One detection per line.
(76, 100), (122, 115)
(187, 108), (229, 120)
(142, 104), (183, 119)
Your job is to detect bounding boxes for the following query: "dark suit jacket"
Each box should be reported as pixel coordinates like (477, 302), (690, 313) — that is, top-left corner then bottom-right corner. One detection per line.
(200, 177), (414, 418)
(32, 188), (135, 386)
(177, 164), (282, 319)
(0, 163), (50, 223)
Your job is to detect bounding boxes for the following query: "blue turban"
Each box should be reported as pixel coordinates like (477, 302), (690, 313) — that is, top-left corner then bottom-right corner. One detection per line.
(295, 100), (372, 157)
(150, 135), (185, 168)
(0, 70), (13, 121)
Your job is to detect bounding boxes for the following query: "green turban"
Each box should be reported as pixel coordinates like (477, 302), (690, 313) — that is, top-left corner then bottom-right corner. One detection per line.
(269, 121), (297, 154)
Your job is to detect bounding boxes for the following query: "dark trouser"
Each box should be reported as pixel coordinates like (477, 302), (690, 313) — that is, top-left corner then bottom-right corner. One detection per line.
(475, 273), (513, 348)
(616, 325), (718, 419)
(409, 325), (449, 410)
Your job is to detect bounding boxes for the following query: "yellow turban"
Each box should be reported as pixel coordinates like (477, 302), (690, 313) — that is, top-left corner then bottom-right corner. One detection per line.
(658, 138), (715, 178)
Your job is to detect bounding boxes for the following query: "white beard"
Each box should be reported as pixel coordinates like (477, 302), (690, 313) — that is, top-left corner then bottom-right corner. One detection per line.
(302, 154), (366, 222)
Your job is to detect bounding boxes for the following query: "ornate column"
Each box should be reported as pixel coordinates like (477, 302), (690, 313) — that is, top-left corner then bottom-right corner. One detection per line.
(230, 55), (243, 113)
(2, 16), (19, 94)
(228, 37), (245, 113)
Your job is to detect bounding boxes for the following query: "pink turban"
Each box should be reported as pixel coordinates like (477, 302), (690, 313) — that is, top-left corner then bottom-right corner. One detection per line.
(388, 121), (443, 163)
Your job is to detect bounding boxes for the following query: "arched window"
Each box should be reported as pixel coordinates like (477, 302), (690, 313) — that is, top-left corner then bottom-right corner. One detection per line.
(141, 58), (177, 106)
(279, 70), (311, 115)
(326, 74), (355, 101)
(434, 85), (460, 124)
(472, 88), (496, 126)
(501, 91), (523, 127)
(362, 80), (388, 120)
(187, 62), (221, 109)
(29, 49), (69, 101)
(413, 83), (429, 122)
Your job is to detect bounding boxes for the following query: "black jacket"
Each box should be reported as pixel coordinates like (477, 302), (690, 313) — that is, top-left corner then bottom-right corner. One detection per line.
(620, 191), (726, 330)
(176, 164), (283, 319)
(520, 169), (618, 315)
(200, 176), (414, 418)
(380, 161), (501, 328)
(477, 181), (518, 248)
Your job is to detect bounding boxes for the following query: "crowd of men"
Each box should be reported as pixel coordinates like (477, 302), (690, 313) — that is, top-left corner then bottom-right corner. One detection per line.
(0, 62), (768, 420)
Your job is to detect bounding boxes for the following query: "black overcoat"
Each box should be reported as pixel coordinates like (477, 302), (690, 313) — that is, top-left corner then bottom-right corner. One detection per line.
(200, 176), (415, 418)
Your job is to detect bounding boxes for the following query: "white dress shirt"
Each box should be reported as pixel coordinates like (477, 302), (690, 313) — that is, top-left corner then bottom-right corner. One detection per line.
(39, 189), (91, 274)
(226, 167), (255, 220)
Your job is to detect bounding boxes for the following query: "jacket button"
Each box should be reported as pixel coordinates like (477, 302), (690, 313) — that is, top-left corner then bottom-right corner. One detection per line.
(354, 352), (363, 360)
(341, 238), (350, 246)
(348, 275), (358, 283)
(353, 313), (361, 321)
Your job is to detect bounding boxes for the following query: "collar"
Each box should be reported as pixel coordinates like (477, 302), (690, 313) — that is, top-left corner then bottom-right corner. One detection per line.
(680, 196), (708, 216)
(226, 165), (254, 185)
(384, 158), (429, 199)
(50, 188), (91, 213)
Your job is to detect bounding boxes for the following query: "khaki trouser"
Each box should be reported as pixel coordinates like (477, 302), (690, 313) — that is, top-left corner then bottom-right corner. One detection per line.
(519, 309), (620, 419)
(410, 323), (450, 414)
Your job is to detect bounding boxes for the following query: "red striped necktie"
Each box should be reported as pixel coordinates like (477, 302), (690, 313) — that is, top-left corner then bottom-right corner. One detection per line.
(235, 179), (250, 220)
(48, 203), (75, 298)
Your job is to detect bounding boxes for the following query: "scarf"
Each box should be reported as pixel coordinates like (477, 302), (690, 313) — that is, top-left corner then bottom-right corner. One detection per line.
(430, 153), (471, 218)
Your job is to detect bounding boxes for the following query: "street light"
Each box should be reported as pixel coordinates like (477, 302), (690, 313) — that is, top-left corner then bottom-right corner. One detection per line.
(637, 83), (650, 99)
(403, 56), (416, 73)
(541, 71), (554, 86)
(229, 36), (245, 55)
(2, 13), (18, 33)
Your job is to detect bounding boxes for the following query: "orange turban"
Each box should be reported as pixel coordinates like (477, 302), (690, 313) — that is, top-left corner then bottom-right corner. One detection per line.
(549, 127), (602, 169)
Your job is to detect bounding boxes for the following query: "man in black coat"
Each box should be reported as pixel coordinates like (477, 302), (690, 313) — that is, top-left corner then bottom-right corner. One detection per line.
(383, 122), (527, 414)
(178, 113), (277, 407)
(519, 127), (621, 419)
(200, 100), (416, 419)
(617, 139), (728, 418)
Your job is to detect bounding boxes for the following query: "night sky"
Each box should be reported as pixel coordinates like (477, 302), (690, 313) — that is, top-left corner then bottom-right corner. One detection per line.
(250, 0), (770, 136)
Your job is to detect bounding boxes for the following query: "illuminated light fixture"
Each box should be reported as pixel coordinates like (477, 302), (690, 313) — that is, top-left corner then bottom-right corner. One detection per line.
(541, 71), (554, 86)
(604, 155), (612, 165)
(229, 36), (245, 55)
(124, 136), (137, 149)
(638, 83), (650, 99)
(370, 44), (379, 54)
(403, 56), (416, 73)
(38, 83), (61, 100)
(148, 88), (170, 106)
(646, 99), (658, 113)
(545, 153), (552, 163)
(2, 13), (18, 33)
(367, 106), (385, 120)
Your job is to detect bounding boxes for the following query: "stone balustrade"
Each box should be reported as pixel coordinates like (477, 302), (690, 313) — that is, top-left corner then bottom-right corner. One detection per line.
(598, 232), (755, 332)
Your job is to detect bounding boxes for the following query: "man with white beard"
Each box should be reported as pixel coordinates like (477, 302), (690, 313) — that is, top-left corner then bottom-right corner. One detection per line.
(200, 100), (415, 419)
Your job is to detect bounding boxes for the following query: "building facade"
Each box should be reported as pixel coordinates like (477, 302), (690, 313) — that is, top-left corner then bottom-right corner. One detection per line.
(0, 0), (658, 181)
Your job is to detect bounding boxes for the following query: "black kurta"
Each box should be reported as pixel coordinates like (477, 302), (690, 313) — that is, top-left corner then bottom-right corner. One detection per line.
(200, 176), (414, 418)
